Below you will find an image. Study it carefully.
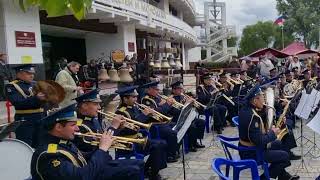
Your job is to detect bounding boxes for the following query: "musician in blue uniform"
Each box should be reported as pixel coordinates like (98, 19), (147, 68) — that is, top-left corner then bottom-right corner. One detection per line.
(6, 64), (46, 148)
(115, 85), (168, 180)
(140, 81), (179, 162)
(196, 73), (227, 134)
(170, 81), (205, 151)
(31, 104), (142, 180)
(72, 89), (145, 179)
(238, 85), (299, 180)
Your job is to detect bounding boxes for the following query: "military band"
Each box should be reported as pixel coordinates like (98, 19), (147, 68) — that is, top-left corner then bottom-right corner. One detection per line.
(6, 63), (319, 179)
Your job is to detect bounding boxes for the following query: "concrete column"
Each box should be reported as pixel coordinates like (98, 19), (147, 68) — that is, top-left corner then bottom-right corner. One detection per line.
(0, 0), (44, 78)
(178, 10), (183, 21)
(0, 0), (43, 64)
(158, 0), (169, 13)
(119, 23), (137, 56)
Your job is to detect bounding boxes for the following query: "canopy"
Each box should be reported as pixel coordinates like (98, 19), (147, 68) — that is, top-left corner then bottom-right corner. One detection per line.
(281, 42), (306, 55)
(247, 48), (289, 58)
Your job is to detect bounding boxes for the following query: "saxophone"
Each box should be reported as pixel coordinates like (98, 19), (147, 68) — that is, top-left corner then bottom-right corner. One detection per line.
(276, 99), (290, 140)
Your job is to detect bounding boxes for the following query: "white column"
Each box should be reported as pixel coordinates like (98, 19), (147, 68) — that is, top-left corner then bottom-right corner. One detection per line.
(119, 23), (137, 56)
(0, 0), (43, 65)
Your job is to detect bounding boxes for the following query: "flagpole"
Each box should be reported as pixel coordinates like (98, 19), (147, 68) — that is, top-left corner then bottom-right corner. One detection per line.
(281, 26), (284, 49)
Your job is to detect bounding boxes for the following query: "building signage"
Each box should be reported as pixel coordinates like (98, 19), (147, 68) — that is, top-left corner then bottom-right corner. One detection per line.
(15, 31), (36, 48)
(97, 0), (166, 19)
(128, 42), (135, 52)
(112, 50), (125, 63)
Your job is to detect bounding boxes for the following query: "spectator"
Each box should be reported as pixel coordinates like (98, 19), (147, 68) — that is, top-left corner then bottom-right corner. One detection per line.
(0, 53), (12, 100)
(80, 59), (98, 83)
(288, 56), (302, 73)
(257, 54), (274, 77)
(228, 58), (241, 74)
(246, 59), (258, 78)
(240, 58), (249, 71)
(55, 61), (83, 108)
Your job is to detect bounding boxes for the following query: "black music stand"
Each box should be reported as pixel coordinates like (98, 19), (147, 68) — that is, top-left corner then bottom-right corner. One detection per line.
(0, 120), (25, 141)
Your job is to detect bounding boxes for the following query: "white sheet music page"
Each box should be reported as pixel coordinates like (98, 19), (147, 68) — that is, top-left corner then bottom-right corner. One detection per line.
(294, 90), (308, 118)
(307, 109), (320, 135)
(311, 89), (320, 112)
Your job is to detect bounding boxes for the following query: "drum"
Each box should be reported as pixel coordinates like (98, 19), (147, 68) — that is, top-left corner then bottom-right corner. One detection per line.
(0, 138), (34, 180)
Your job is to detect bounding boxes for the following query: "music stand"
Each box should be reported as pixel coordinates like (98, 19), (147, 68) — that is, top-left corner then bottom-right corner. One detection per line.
(0, 120), (25, 141)
(206, 92), (223, 147)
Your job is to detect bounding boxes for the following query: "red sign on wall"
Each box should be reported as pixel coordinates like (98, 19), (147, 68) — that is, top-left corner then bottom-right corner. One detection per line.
(128, 42), (135, 52)
(15, 31), (36, 48)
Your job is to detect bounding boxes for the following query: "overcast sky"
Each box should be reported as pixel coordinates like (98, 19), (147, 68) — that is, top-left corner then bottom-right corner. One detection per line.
(194, 0), (279, 36)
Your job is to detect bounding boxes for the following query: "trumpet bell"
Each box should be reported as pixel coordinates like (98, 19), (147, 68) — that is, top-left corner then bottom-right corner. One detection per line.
(108, 69), (120, 82)
(119, 68), (133, 82)
(98, 69), (110, 81)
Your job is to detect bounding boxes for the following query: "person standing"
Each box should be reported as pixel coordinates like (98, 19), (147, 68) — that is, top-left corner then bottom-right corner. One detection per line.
(257, 54), (275, 77)
(0, 53), (12, 100)
(55, 61), (83, 108)
(6, 64), (46, 148)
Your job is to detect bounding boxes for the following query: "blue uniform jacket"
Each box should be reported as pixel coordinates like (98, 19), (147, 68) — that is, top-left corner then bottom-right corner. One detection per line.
(196, 85), (215, 105)
(6, 79), (42, 110)
(238, 105), (276, 149)
(141, 94), (171, 114)
(31, 134), (111, 180)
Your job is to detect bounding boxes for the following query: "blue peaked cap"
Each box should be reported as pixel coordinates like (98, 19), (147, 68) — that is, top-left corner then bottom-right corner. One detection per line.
(140, 81), (159, 89)
(244, 84), (263, 101)
(116, 85), (139, 96)
(75, 89), (102, 103)
(13, 64), (35, 73)
(42, 103), (78, 129)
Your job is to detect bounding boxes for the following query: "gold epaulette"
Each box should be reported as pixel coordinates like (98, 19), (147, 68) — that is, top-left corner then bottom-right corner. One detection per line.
(119, 106), (127, 112)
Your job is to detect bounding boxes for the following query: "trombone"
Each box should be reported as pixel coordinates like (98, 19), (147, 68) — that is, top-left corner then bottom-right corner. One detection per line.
(157, 94), (184, 109)
(182, 93), (207, 109)
(98, 111), (152, 131)
(74, 132), (148, 151)
(135, 103), (172, 123)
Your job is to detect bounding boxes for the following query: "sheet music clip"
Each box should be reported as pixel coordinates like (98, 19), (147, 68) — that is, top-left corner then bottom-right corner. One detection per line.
(0, 120), (26, 141)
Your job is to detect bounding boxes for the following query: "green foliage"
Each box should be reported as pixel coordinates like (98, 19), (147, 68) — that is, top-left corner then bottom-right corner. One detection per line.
(238, 21), (294, 57)
(276, 0), (320, 48)
(227, 36), (238, 47)
(18, 0), (92, 20)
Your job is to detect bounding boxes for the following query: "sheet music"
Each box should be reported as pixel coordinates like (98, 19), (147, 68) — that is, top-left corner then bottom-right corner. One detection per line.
(307, 109), (320, 135)
(294, 90), (308, 118)
(311, 89), (320, 112)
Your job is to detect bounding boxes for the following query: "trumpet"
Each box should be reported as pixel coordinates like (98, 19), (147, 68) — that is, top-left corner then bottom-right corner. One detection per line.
(74, 132), (148, 151)
(227, 77), (242, 85)
(182, 93), (207, 109)
(98, 111), (152, 131)
(212, 79), (223, 87)
(157, 94), (184, 109)
(135, 103), (172, 123)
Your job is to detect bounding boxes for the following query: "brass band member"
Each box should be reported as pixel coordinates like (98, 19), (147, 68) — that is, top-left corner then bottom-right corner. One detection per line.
(140, 81), (179, 162)
(196, 73), (228, 134)
(239, 85), (299, 180)
(6, 64), (46, 148)
(115, 85), (168, 180)
(73, 90), (145, 179)
(171, 81), (205, 151)
(31, 104), (143, 180)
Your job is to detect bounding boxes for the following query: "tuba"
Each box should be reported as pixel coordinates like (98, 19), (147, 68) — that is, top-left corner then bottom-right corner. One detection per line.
(283, 79), (302, 98)
(264, 87), (275, 129)
(33, 80), (65, 105)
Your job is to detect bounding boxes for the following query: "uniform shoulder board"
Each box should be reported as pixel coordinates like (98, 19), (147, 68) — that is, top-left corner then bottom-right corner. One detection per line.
(47, 143), (58, 153)
(119, 106), (127, 112)
(9, 80), (19, 84)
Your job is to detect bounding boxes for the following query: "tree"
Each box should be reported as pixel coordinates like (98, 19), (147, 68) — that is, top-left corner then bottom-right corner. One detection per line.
(227, 36), (238, 47)
(17, 0), (93, 20)
(276, 0), (320, 48)
(238, 21), (294, 57)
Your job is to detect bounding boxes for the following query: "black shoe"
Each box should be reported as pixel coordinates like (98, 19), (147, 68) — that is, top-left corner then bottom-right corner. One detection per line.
(167, 156), (178, 163)
(289, 152), (301, 160)
(150, 174), (162, 180)
(194, 142), (205, 148)
(189, 146), (197, 152)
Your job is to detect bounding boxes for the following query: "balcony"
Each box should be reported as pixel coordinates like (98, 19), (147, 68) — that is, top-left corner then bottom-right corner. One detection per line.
(168, 0), (196, 25)
(91, 0), (198, 45)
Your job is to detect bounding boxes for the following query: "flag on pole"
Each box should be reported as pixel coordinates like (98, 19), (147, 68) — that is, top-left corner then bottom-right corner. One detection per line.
(274, 15), (286, 26)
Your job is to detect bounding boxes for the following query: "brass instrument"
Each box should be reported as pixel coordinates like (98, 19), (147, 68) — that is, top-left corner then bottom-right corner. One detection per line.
(264, 87), (275, 129)
(212, 79), (223, 87)
(98, 111), (152, 131)
(306, 77), (318, 91)
(283, 79), (302, 98)
(135, 103), (172, 123)
(227, 77), (241, 85)
(276, 99), (290, 140)
(74, 132), (148, 151)
(157, 94), (184, 109)
(182, 93), (207, 109)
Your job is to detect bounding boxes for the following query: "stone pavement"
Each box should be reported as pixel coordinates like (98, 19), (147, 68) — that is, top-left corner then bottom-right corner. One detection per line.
(159, 119), (320, 180)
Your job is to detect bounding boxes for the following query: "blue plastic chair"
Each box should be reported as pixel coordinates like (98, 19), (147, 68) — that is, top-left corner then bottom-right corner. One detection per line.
(232, 116), (239, 127)
(218, 135), (270, 180)
(211, 158), (260, 180)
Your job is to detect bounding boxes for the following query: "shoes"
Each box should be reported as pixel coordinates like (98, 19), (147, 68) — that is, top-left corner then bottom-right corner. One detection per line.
(167, 156), (178, 163)
(289, 152), (301, 160)
(279, 171), (300, 180)
(194, 142), (205, 148)
(150, 174), (162, 180)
